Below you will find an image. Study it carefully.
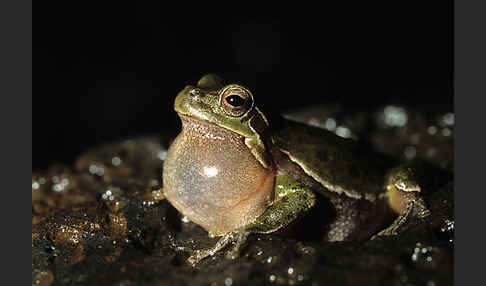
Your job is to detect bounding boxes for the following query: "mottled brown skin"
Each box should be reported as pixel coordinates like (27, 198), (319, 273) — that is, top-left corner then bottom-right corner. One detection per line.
(162, 74), (431, 265)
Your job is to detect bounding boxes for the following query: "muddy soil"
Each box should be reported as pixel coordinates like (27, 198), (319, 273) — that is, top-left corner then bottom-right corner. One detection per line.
(32, 103), (454, 286)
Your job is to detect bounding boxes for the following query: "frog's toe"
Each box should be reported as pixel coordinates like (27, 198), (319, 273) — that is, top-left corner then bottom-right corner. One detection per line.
(187, 250), (206, 266)
(187, 247), (226, 266)
(224, 231), (250, 260)
(186, 231), (249, 266)
(371, 229), (394, 240)
(186, 232), (237, 266)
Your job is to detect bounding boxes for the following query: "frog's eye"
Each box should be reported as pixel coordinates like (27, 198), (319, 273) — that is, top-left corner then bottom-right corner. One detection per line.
(226, 94), (246, 107)
(220, 86), (253, 117)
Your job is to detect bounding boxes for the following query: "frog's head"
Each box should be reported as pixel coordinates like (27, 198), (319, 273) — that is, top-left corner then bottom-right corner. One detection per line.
(174, 74), (273, 168)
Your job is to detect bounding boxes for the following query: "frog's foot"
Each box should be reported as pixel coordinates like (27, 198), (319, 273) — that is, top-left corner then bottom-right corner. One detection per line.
(372, 199), (413, 239)
(224, 231), (250, 260)
(373, 180), (431, 239)
(148, 187), (166, 202)
(187, 231), (249, 266)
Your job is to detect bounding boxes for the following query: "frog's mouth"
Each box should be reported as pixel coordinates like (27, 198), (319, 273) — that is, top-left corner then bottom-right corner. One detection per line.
(177, 113), (244, 140)
(177, 112), (215, 126)
(174, 87), (221, 124)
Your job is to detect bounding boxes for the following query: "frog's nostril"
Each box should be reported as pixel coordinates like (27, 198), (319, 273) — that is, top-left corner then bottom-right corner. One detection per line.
(189, 88), (204, 97)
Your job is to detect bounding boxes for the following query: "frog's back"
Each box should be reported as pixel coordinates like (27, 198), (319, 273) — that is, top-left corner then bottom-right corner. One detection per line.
(271, 119), (387, 201)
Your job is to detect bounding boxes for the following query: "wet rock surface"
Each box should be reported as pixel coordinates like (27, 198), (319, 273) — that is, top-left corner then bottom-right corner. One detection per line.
(32, 103), (454, 286)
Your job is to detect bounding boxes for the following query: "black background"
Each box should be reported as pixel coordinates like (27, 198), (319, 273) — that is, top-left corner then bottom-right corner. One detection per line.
(33, 2), (453, 170)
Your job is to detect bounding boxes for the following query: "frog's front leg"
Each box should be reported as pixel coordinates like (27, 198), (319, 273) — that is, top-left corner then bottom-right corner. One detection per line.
(188, 175), (316, 265)
(226, 175), (315, 258)
(245, 175), (316, 234)
(374, 166), (431, 238)
(187, 231), (248, 266)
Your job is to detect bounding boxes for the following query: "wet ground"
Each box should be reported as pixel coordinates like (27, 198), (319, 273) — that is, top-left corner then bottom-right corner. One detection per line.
(32, 103), (454, 286)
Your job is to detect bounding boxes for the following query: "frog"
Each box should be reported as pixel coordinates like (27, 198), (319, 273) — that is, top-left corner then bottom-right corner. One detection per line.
(161, 74), (431, 266)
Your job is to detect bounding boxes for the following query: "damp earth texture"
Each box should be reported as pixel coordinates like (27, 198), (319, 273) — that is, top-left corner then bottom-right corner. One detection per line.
(32, 102), (454, 286)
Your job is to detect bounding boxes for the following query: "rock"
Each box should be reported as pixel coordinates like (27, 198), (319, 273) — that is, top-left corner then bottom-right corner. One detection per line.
(32, 104), (454, 286)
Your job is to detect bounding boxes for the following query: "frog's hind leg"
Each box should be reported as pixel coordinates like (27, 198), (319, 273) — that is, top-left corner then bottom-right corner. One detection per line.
(373, 166), (431, 238)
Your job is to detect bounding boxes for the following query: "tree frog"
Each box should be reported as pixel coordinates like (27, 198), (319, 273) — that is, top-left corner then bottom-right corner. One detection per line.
(162, 74), (431, 265)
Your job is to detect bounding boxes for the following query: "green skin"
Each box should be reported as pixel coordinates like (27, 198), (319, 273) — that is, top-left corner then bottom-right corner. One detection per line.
(167, 74), (431, 265)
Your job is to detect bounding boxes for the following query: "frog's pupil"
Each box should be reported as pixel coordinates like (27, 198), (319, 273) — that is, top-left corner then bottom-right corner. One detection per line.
(226, 94), (246, 107)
